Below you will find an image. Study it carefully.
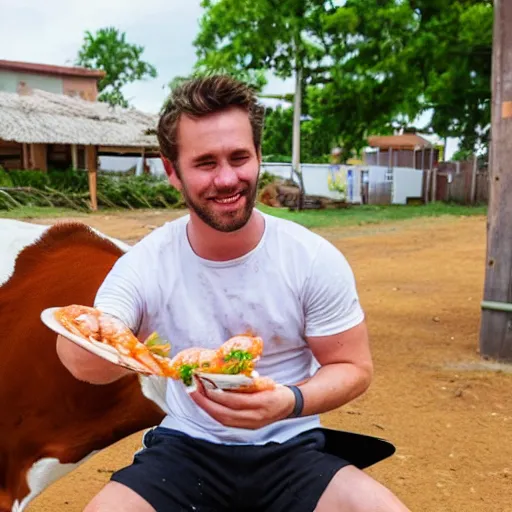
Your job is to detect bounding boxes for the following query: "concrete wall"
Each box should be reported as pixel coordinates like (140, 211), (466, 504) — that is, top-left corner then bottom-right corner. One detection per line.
(0, 70), (63, 94)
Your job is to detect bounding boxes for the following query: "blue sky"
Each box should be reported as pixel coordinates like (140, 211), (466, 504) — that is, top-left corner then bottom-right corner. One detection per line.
(0, 0), (458, 157)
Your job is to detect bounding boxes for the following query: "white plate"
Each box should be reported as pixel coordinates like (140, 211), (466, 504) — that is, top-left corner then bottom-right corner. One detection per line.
(40, 307), (155, 375)
(193, 371), (257, 391)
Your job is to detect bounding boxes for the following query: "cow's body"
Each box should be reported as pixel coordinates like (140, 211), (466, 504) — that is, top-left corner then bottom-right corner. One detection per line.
(0, 220), (166, 512)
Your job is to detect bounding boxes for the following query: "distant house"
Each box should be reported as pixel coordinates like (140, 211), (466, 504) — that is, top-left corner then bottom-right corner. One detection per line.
(0, 87), (159, 210)
(0, 59), (104, 102)
(364, 133), (440, 170)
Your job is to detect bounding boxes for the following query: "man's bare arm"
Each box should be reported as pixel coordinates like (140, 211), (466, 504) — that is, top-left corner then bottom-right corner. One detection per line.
(296, 321), (373, 416)
(56, 334), (132, 385)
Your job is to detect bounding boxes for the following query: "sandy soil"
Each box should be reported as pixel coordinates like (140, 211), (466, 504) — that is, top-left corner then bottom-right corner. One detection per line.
(24, 210), (512, 512)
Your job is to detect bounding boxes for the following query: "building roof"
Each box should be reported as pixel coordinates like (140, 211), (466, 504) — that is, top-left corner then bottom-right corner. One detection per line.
(0, 59), (105, 79)
(367, 134), (433, 150)
(0, 88), (159, 148)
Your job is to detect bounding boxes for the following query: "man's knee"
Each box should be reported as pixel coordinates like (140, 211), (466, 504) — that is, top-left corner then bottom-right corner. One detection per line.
(84, 481), (155, 512)
(315, 465), (411, 512)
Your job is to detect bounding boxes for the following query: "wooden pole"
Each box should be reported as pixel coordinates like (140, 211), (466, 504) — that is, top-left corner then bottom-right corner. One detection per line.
(479, 0), (512, 361)
(431, 167), (437, 202)
(71, 144), (78, 170)
(22, 143), (29, 170)
(86, 145), (98, 211)
(470, 153), (478, 204)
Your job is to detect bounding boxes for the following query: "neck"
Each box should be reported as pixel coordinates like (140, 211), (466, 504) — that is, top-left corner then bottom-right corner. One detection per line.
(186, 210), (265, 261)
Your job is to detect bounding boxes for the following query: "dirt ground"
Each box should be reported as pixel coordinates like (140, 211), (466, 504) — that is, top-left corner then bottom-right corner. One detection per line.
(24, 210), (512, 512)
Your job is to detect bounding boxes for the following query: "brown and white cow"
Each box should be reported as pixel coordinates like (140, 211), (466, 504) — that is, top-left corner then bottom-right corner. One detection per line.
(0, 220), (167, 512)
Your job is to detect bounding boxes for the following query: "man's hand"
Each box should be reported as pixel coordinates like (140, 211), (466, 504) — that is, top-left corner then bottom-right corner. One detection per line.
(189, 382), (296, 430)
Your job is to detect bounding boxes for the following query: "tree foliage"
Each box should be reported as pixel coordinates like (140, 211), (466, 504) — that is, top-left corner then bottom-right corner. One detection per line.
(76, 27), (158, 108)
(193, 0), (493, 159)
(261, 106), (331, 162)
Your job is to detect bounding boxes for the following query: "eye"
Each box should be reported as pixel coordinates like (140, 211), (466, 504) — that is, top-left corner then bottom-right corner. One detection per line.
(197, 161), (216, 169)
(231, 155), (249, 165)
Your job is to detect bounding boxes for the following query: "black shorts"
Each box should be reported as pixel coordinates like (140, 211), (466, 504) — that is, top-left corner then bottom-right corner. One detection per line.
(111, 426), (351, 512)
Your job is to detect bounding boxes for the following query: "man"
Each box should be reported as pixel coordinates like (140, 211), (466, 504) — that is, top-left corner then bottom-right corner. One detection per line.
(56, 75), (410, 511)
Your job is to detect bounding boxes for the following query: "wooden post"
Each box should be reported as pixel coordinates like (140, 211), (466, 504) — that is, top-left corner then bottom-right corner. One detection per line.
(423, 170), (430, 205)
(71, 144), (78, 170)
(22, 143), (29, 169)
(479, 0), (512, 362)
(470, 153), (478, 204)
(431, 167), (437, 202)
(86, 145), (98, 211)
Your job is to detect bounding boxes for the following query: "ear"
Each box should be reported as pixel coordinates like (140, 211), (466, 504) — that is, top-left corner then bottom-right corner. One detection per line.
(161, 155), (182, 190)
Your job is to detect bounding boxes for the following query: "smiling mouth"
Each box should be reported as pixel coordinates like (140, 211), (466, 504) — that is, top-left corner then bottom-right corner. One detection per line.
(212, 193), (242, 204)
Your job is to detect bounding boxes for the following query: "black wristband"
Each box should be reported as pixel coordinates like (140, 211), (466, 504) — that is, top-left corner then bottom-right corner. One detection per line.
(286, 385), (304, 418)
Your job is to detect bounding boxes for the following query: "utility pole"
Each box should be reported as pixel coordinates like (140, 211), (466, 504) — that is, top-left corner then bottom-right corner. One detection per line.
(479, 0), (512, 361)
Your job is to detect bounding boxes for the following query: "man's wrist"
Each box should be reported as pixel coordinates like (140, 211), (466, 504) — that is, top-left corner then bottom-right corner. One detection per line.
(285, 385), (304, 418)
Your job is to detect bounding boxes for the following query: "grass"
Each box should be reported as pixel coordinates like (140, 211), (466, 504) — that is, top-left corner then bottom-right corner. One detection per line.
(0, 206), (86, 219)
(1, 202), (487, 229)
(257, 202), (488, 229)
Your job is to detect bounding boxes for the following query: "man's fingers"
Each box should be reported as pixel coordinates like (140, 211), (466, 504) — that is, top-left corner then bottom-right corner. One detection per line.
(203, 388), (265, 410)
(189, 390), (263, 428)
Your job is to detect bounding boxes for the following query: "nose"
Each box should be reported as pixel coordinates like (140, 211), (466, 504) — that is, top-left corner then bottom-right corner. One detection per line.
(213, 164), (239, 190)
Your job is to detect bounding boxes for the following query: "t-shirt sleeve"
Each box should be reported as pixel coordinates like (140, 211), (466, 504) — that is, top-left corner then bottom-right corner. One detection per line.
(303, 239), (365, 338)
(93, 246), (146, 334)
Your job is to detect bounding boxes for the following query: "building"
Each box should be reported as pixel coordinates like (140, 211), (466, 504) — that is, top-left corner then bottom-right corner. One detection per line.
(0, 59), (104, 102)
(0, 87), (159, 210)
(364, 133), (440, 170)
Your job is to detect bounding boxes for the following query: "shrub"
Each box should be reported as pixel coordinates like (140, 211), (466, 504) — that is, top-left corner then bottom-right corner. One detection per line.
(0, 168), (182, 211)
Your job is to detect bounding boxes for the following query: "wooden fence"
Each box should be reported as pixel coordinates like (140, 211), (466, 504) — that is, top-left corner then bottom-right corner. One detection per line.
(424, 165), (489, 205)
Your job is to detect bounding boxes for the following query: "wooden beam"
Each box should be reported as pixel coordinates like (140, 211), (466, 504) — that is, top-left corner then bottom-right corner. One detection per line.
(22, 143), (29, 170)
(470, 153), (478, 204)
(479, 0), (512, 362)
(71, 144), (78, 170)
(86, 145), (98, 211)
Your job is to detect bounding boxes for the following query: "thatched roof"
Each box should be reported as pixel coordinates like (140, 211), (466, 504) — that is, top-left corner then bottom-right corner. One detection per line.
(0, 88), (159, 148)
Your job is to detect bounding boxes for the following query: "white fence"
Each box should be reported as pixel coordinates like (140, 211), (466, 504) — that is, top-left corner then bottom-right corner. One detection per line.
(261, 162), (423, 205)
(99, 157), (424, 205)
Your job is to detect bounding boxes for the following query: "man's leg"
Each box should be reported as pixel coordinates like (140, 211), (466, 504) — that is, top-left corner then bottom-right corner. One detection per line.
(315, 465), (411, 512)
(84, 482), (155, 512)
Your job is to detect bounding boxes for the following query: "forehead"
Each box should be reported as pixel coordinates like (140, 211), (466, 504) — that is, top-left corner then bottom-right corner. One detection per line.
(176, 107), (254, 158)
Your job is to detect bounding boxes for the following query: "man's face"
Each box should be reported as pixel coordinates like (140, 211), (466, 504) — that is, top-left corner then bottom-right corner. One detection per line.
(166, 107), (260, 233)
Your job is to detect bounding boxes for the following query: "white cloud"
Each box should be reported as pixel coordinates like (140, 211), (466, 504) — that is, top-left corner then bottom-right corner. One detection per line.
(0, 0), (294, 114)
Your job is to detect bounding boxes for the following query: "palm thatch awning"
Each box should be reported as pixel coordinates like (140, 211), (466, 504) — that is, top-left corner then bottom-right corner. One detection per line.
(0, 88), (159, 148)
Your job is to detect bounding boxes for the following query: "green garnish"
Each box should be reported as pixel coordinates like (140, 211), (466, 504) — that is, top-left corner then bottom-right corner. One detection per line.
(222, 350), (253, 375)
(179, 364), (199, 386)
(143, 332), (171, 358)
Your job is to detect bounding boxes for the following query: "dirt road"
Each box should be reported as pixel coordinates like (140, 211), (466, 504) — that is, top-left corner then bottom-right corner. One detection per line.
(25, 211), (512, 512)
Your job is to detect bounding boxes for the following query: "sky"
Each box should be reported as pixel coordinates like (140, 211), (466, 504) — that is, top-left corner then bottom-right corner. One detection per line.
(0, 0), (294, 114)
(0, 0), (458, 157)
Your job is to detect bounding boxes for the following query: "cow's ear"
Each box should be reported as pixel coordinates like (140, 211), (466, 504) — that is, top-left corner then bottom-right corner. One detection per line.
(161, 156), (182, 190)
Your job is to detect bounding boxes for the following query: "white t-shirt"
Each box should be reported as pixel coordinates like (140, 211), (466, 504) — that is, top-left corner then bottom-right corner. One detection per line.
(94, 210), (365, 445)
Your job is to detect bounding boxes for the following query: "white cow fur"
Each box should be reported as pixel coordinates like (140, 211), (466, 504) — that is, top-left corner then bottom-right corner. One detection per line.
(0, 220), (167, 511)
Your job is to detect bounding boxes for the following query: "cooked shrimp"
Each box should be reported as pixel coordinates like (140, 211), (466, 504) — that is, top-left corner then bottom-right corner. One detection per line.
(54, 305), (101, 341)
(217, 334), (264, 361)
(54, 305), (164, 376)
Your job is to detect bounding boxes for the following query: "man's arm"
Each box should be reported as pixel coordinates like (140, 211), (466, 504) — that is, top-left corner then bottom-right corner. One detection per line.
(56, 245), (147, 385)
(294, 320), (372, 417)
(56, 335), (132, 384)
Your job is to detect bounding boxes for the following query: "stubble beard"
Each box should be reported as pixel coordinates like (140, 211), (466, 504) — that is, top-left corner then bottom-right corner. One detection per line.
(181, 179), (259, 233)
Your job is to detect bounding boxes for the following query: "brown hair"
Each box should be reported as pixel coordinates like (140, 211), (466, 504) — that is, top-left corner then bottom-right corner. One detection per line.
(157, 74), (265, 170)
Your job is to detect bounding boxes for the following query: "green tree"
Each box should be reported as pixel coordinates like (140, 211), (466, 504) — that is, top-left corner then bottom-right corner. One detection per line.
(194, 0), (493, 160)
(76, 27), (158, 108)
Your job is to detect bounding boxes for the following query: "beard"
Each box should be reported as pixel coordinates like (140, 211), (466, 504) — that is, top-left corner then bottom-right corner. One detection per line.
(180, 177), (259, 233)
